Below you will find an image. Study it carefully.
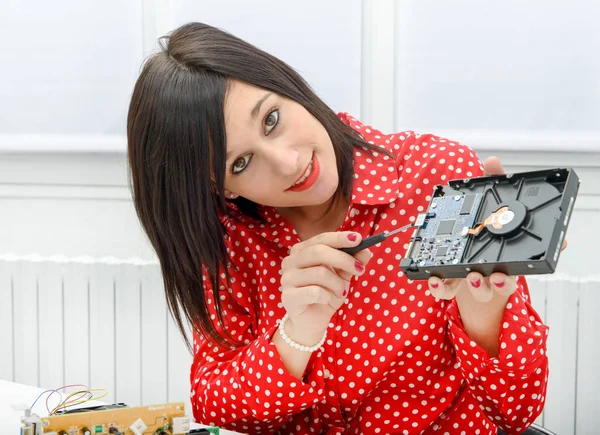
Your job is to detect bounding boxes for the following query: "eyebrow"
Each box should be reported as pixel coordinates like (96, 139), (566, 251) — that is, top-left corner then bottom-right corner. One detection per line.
(226, 92), (273, 162)
(251, 92), (273, 120)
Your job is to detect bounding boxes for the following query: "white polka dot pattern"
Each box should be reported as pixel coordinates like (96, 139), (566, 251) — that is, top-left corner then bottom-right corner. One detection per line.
(189, 113), (549, 435)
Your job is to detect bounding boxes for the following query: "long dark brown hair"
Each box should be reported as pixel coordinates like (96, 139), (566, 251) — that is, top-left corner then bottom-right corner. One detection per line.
(127, 22), (390, 349)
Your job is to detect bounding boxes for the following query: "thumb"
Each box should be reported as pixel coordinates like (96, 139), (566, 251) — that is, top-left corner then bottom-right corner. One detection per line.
(483, 156), (505, 176)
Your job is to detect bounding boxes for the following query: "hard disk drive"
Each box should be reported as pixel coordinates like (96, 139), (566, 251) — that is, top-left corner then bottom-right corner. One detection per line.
(400, 168), (580, 280)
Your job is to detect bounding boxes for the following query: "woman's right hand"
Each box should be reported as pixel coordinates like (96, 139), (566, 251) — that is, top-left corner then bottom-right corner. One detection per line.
(279, 231), (373, 346)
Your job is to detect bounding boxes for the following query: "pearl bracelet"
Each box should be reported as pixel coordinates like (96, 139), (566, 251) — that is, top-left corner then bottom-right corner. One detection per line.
(278, 313), (327, 352)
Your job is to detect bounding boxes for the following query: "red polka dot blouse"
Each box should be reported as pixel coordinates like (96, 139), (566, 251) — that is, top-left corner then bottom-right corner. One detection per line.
(190, 113), (549, 435)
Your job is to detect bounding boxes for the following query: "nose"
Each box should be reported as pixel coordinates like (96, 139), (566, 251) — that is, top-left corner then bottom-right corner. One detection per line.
(265, 146), (300, 176)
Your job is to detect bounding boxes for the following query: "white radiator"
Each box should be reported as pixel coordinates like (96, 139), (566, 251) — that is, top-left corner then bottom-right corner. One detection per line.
(0, 254), (193, 418)
(1, 255), (599, 434)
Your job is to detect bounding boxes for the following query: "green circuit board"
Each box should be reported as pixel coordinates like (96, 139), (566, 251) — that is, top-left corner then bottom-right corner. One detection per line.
(405, 193), (482, 267)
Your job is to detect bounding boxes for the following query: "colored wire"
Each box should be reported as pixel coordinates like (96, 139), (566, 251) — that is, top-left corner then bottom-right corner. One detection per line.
(32, 384), (109, 416)
(50, 388), (109, 415)
(50, 390), (93, 415)
(45, 384), (89, 414)
(30, 389), (63, 411)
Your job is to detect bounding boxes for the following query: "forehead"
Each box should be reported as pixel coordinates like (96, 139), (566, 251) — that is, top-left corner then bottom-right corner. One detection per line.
(225, 80), (266, 121)
(224, 80), (272, 151)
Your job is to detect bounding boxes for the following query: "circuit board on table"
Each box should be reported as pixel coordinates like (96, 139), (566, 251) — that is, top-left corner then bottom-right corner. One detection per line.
(21, 401), (220, 435)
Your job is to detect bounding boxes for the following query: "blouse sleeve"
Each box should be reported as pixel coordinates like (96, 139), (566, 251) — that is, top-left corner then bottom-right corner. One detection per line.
(189, 256), (328, 434)
(394, 131), (549, 434)
(446, 278), (549, 434)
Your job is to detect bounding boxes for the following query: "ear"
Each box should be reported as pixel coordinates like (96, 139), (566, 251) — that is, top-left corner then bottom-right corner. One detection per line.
(224, 190), (239, 200)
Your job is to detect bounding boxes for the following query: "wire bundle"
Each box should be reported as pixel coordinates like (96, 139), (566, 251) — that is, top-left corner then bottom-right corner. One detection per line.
(29, 384), (108, 415)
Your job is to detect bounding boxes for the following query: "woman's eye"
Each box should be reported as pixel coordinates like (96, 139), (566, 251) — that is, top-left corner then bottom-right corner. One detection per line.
(264, 109), (279, 135)
(231, 154), (252, 174)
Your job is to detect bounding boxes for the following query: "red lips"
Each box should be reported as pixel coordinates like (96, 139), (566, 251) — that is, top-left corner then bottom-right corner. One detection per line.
(286, 153), (320, 192)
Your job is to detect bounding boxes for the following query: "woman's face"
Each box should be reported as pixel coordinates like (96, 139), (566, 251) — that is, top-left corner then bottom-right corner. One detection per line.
(222, 80), (339, 208)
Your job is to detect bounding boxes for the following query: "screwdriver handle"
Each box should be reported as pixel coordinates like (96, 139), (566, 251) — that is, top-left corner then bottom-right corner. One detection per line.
(339, 232), (387, 255)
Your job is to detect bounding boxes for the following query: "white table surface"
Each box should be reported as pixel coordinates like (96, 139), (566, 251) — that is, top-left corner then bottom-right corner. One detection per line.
(0, 379), (244, 435)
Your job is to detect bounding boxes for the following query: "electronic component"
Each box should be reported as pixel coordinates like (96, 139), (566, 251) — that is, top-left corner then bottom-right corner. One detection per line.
(460, 194), (477, 215)
(129, 418), (147, 435)
(415, 213), (427, 227)
(172, 416), (191, 434)
(437, 246), (449, 257)
(436, 219), (456, 235)
(400, 168), (580, 279)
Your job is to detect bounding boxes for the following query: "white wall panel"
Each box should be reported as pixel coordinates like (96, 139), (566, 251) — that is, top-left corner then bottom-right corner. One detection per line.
(166, 0), (363, 116)
(12, 262), (39, 387)
(392, 0), (600, 148)
(37, 263), (65, 391)
(0, 0), (143, 135)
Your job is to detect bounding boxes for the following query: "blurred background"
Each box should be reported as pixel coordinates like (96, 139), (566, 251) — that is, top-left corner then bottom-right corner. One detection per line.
(0, 1), (598, 433)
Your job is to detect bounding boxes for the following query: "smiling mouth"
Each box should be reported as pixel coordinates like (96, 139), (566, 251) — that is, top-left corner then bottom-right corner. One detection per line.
(291, 155), (314, 187)
(286, 152), (319, 192)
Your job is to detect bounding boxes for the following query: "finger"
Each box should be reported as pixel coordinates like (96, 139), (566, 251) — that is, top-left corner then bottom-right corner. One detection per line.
(489, 272), (517, 297)
(334, 265), (353, 282)
(290, 231), (362, 255)
(281, 266), (347, 298)
(281, 285), (342, 311)
(483, 156), (505, 177)
(561, 238), (568, 251)
(428, 276), (461, 300)
(354, 248), (373, 265)
(466, 272), (494, 303)
(289, 244), (367, 277)
(337, 249), (373, 282)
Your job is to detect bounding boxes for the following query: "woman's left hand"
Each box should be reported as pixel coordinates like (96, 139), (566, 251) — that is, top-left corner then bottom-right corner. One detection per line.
(426, 156), (567, 354)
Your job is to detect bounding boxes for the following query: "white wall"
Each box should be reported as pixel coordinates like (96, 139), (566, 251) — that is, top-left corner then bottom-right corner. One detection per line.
(393, 1), (600, 134)
(0, 152), (153, 260)
(0, 0), (144, 151)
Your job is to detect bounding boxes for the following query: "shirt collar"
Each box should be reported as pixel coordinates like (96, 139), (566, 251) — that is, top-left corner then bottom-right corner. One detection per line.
(337, 112), (400, 206)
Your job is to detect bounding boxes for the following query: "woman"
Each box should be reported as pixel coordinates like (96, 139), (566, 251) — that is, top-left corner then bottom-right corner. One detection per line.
(127, 22), (548, 435)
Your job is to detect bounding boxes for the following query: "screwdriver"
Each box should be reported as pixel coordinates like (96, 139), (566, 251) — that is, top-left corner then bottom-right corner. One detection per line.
(340, 222), (415, 255)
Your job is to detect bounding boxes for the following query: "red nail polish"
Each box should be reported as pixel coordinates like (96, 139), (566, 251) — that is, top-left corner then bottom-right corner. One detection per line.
(494, 280), (505, 288)
(471, 279), (481, 288)
(348, 233), (358, 242)
(342, 290), (348, 297)
(431, 282), (439, 289)
(355, 261), (364, 272)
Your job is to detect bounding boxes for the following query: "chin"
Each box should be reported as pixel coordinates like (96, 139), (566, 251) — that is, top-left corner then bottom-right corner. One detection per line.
(307, 180), (339, 206)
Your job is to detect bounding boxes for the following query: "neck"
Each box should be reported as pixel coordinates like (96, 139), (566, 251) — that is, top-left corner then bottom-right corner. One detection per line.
(276, 193), (349, 240)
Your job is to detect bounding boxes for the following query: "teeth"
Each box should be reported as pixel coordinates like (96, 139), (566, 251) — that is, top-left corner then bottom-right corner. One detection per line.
(292, 159), (313, 187)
